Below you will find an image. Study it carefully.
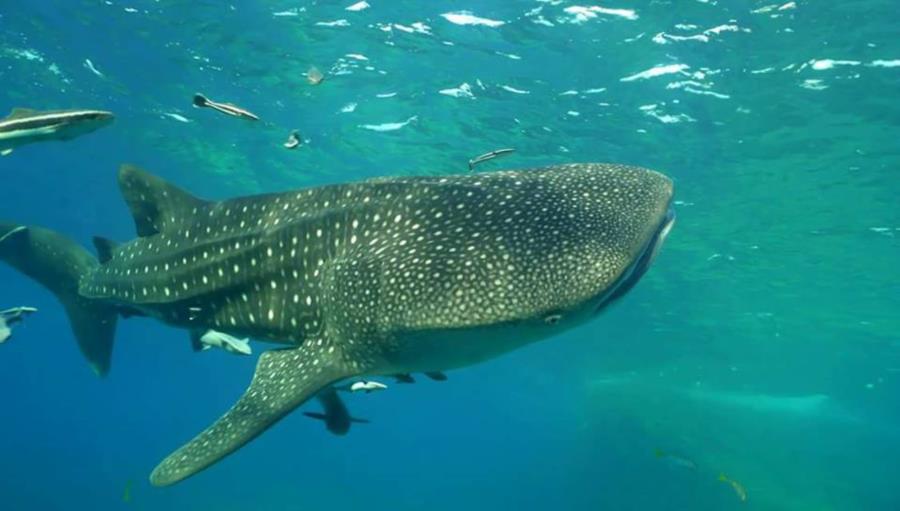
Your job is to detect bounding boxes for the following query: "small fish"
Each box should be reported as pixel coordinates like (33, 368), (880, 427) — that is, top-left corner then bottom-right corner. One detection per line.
(0, 306), (38, 344)
(306, 66), (325, 85)
(192, 93), (259, 121)
(718, 473), (748, 503)
(0, 108), (114, 156)
(654, 448), (697, 471)
(343, 380), (388, 393)
(468, 148), (515, 171)
(303, 387), (370, 435)
(198, 330), (252, 355)
(284, 130), (302, 149)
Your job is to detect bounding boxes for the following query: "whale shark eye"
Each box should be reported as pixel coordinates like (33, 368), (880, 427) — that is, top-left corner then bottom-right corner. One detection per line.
(544, 314), (562, 325)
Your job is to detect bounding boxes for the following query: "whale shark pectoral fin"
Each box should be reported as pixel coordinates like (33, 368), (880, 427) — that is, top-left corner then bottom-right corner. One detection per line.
(1, 149), (12, 156)
(117, 164), (206, 237)
(150, 341), (348, 486)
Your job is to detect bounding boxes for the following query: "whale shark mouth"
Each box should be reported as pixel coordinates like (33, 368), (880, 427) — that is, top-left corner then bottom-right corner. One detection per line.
(594, 207), (676, 313)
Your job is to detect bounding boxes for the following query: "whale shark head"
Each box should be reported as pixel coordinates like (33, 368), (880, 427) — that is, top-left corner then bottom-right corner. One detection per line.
(379, 163), (675, 370)
(417, 163), (675, 333)
(508, 164), (673, 328)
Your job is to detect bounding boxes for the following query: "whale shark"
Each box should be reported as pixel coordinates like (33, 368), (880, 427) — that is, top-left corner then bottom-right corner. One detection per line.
(0, 162), (674, 485)
(0, 108), (114, 155)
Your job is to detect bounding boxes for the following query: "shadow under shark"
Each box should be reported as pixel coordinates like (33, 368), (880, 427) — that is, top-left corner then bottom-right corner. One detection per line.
(0, 162), (674, 486)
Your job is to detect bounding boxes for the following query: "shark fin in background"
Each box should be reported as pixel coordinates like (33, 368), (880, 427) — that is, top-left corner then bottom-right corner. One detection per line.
(150, 341), (349, 486)
(117, 164), (206, 237)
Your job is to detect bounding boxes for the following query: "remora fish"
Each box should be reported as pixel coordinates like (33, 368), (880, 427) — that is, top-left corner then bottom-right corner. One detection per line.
(0, 108), (114, 156)
(303, 386), (370, 435)
(192, 329), (252, 355)
(192, 94), (259, 121)
(0, 162), (674, 486)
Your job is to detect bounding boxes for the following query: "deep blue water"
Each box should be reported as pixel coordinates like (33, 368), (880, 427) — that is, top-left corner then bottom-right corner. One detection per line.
(1, 1), (898, 510)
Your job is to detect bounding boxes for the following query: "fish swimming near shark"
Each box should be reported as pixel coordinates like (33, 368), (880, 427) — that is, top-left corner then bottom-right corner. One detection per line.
(0, 162), (674, 486)
(0, 306), (38, 343)
(303, 386), (370, 435)
(191, 329), (252, 355)
(0, 108), (114, 156)
(192, 94), (259, 121)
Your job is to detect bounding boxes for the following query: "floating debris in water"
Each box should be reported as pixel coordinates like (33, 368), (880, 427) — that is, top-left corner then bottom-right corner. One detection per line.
(468, 148), (515, 171)
(306, 66), (325, 85)
(284, 130), (302, 150)
(83, 58), (104, 77)
(192, 93), (259, 121)
(718, 473), (748, 502)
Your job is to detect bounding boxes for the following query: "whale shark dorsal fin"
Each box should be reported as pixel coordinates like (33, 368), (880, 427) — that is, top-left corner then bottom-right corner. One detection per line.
(92, 236), (119, 264)
(6, 107), (39, 120)
(150, 341), (351, 486)
(117, 164), (206, 237)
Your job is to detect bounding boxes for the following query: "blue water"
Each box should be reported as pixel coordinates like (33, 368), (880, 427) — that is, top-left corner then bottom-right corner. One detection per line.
(1, 1), (898, 509)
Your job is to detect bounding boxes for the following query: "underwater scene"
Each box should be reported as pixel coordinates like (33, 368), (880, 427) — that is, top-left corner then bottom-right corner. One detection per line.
(1, 1), (898, 510)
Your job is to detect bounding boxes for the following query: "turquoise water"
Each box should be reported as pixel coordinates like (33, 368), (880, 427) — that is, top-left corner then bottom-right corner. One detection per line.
(1, 1), (898, 509)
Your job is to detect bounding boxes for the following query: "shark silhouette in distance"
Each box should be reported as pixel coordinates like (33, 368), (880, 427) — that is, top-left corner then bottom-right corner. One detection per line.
(0, 162), (675, 486)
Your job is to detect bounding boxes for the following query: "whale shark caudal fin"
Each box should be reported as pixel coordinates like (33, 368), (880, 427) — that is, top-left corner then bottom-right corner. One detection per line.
(150, 340), (350, 486)
(0, 222), (118, 376)
(116, 164), (206, 237)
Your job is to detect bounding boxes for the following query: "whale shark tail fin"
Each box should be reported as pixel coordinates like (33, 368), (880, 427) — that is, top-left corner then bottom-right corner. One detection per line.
(0, 222), (118, 376)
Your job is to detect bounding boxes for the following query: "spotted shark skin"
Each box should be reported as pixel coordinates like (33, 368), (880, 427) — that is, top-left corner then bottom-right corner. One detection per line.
(0, 163), (674, 486)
